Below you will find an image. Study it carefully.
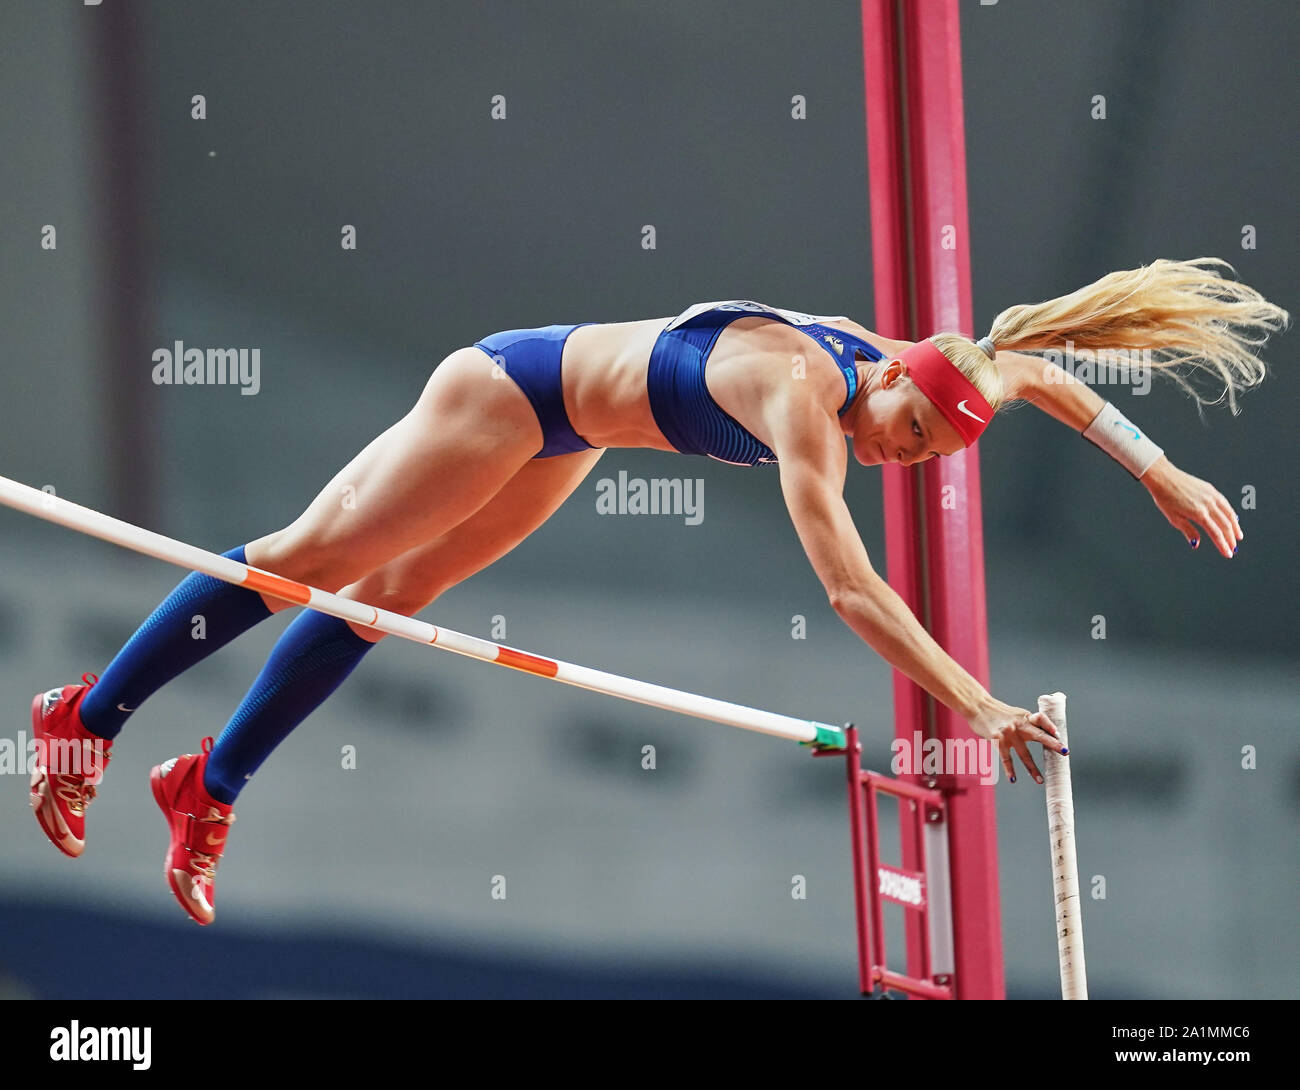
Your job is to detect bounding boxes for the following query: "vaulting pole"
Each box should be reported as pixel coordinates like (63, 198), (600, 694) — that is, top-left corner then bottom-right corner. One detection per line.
(1038, 693), (1088, 999)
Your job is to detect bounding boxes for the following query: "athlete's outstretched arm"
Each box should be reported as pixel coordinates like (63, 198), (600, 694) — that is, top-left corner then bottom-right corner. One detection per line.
(766, 392), (1062, 782)
(997, 350), (1243, 557)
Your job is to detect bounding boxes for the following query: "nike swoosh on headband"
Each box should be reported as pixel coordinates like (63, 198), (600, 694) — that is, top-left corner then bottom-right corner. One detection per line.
(957, 400), (985, 423)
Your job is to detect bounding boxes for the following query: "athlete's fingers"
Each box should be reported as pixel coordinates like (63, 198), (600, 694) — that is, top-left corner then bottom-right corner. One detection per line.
(1025, 714), (1066, 754)
(1012, 736), (1044, 784)
(1170, 514), (1200, 548)
(1030, 728), (1065, 753)
(1000, 738), (1016, 784)
(1027, 711), (1059, 739)
(1215, 495), (1243, 543)
(1206, 499), (1236, 551)
(1198, 509), (1233, 557)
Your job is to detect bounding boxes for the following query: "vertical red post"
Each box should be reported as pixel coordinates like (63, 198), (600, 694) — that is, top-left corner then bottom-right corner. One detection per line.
(861, 0), (1005, 999)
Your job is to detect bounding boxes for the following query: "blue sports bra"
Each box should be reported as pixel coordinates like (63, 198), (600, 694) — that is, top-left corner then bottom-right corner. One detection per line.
(645, 300), (885, 466)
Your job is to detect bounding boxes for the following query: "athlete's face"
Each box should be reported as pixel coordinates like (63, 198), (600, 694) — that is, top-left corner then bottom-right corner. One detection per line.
(850, 359), (966, 467)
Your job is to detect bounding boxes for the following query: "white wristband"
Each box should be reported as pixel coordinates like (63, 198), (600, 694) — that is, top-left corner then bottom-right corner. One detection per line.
(1081, 401), (1165, 479)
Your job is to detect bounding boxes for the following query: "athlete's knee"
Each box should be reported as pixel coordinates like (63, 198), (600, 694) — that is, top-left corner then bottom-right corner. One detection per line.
(346, 620), (386, 644)
(339, 576), (445, 622)
(246, 528), (360, 593)
(340, 592), (433, 644)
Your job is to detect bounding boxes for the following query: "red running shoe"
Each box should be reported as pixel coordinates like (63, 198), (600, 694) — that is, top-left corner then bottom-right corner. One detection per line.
(29, 673), (113, 858)
(150, 737), (236, 926)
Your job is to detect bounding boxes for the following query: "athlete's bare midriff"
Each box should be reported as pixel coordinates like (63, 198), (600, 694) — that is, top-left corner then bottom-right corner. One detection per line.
(558, 314), (905, 453)
(558, 318), (675, 450)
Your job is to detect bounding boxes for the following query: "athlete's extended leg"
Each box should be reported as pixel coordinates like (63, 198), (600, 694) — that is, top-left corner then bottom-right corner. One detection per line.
(153, 449), (604, 923)
(30, 347), (542, 860)
(75, 346), (541, 737)
(201, 448), (606, 805)
(244, 347), (550, 606)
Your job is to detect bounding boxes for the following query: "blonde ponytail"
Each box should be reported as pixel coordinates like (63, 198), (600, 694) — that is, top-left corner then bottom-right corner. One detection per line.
(982, 257), (1289, 414)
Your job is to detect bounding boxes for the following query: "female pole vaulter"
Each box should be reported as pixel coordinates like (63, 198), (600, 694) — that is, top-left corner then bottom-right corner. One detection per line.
(26, 257), (1288, 924)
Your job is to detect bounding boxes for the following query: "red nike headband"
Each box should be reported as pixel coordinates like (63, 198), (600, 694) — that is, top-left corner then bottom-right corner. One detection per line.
(895, 340), (995, 447)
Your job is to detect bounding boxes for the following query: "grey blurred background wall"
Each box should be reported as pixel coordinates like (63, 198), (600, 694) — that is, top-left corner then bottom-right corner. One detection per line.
(0, 1), (1295, 999)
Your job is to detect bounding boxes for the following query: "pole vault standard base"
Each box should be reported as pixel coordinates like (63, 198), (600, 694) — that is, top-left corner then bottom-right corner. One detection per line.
(815, 726), (956, 1000)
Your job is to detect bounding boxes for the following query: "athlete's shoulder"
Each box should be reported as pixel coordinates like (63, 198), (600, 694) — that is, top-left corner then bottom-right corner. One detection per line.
(820, 317), (913, 357)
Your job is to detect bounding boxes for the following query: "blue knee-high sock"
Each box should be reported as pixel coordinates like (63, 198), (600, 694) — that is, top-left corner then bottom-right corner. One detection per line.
(78, 546), (272, 740)
(202, 611), (375, 804)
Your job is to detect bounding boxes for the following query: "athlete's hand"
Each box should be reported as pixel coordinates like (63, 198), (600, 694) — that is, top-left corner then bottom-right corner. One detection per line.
(1141, 456), (1243, 558)
(966, 700), (1064, 785)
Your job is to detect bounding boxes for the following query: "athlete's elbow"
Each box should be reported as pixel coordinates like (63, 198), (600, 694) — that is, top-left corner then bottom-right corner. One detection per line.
(826, 577), (889, 620)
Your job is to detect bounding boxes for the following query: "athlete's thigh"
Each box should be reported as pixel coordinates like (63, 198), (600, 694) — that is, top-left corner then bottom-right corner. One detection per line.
(248, 347), (544, 588)
(340, 446), (606, 627)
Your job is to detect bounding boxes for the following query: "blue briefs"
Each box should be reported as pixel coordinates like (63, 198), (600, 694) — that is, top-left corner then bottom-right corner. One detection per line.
(472, 323), (595, 458)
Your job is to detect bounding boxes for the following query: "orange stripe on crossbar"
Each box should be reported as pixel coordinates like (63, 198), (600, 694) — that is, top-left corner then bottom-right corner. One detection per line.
(495, 647), (559, 677)
(242, 568), (312, 605)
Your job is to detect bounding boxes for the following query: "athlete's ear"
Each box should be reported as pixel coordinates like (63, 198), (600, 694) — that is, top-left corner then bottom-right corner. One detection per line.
(881, 358), (908, 387)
